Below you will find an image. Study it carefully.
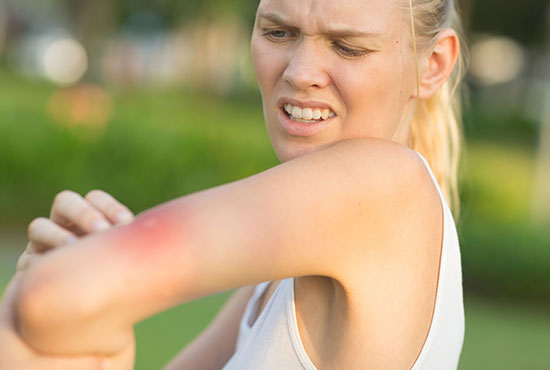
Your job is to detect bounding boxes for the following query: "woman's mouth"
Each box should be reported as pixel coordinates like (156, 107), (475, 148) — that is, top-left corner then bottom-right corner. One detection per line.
(277, 103), (337, 137)
(283, 104), (336, 123)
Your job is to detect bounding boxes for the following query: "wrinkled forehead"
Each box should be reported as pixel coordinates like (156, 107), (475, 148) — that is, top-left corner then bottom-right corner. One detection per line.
(256, 0), (404, 36)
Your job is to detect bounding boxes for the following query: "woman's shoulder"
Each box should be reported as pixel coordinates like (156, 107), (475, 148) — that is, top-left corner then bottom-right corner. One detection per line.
(308, 137), (435, 200)
(290, 139), (445, 369)
(311, 137), (441, 221)
(275, 137), (443, 262)
(321, 138), (444, 282)
(309, 137), (427, 174)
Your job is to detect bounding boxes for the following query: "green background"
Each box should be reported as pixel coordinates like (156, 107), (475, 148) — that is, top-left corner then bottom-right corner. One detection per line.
(1, 0), (549, 368)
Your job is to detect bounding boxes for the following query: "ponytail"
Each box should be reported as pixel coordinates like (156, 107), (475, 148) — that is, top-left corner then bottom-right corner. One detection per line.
(407, 0), (467, 218)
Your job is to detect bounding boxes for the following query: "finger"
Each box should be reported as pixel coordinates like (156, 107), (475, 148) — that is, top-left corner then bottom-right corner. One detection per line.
(85, 190), (134, 225)
(50, 190), (112, 233)
(45, 356), (109, 370)
(20, 240), (48, 256)
(25, 239), (59, 254)
(0, 272), (23, 325)
(28, 217), (78, 250)
(16, 252), (41, 273)
(16, 243), (48, 273)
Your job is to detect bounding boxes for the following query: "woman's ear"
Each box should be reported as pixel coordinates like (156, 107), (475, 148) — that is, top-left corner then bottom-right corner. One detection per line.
(415, 29), (460, 100)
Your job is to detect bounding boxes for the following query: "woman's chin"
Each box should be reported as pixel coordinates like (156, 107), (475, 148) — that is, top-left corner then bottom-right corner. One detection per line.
(272, 139), (332, 163)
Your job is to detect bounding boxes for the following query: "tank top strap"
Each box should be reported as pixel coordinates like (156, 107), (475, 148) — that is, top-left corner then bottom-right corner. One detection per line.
(413, 152), (444, 198)
(412, 151), (455, 219)
(236, 281), (271, 348)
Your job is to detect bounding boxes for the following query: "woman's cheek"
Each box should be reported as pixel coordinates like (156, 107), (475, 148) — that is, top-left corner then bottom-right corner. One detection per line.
(252, 41), (283, 92)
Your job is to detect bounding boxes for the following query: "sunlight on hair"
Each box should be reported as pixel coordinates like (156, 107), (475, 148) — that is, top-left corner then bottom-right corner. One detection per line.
(408, 0), (421, 100)
(405, 0), (466, 218)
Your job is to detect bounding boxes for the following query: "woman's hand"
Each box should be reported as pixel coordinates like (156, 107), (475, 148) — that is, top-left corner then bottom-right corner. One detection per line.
(17, 189), (134, 272)
(0, 273), (135, 370)
(0, 189), (136, 369)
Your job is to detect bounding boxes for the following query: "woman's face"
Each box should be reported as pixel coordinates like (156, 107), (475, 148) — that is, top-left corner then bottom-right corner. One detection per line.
(251, 0), (418, 162)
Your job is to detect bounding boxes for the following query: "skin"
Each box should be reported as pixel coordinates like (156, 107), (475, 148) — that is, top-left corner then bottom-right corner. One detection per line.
(0, 0), (460, 369)
(0, 190), (135, 369)
(254, 0), (419, 162)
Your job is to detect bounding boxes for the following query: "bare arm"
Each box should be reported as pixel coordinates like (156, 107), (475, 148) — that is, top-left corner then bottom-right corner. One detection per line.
(14, 138), (430, 356)
(163, 285), (254, 370)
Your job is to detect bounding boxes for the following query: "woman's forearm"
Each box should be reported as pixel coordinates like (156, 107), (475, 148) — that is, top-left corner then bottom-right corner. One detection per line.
(14, 198), (197, 356)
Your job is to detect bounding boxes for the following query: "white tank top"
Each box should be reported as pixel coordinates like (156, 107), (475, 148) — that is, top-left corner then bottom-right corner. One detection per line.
(222, 153), (465, 370)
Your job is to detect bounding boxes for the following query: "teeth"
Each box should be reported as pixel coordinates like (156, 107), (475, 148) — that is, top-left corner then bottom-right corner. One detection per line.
(292, 106), (302, 118)
(283, 103), (335, 122)
(302, 108), (313, 120)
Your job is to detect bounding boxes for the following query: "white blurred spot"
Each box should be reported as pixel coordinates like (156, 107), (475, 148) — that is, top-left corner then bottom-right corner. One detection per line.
(470, 35), (525, 86)
(43, 38), (88, 85)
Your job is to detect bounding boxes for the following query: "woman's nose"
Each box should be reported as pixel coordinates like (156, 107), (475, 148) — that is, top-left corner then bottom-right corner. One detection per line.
(282, 40), (331, 91)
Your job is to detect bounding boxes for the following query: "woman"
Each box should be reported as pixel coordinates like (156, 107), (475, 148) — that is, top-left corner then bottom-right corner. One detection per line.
(0, 0), (466, 368)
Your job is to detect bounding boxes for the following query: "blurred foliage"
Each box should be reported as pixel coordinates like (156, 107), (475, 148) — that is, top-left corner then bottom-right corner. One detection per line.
(464, 95), (539, 146)
(111, 0), (550, 44)
(119, 0), (259, 25)
(113, 0), (550, 47)
(458, 85), (550, 303)
(467, 0), (547, 46)
(460, 142), (550, 302)
(0, 68), (548, 304)
(0, 69), (277, 224)
(6, 0), (547, 47)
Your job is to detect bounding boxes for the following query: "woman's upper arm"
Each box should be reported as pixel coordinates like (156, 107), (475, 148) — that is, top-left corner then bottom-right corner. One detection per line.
(16, 138), (429, 354)
(163, 285), (254, 370)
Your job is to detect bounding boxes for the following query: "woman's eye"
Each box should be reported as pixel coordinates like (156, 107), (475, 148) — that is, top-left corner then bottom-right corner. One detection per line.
(263, 29), (292, 41)
(332, 42), (369, 58)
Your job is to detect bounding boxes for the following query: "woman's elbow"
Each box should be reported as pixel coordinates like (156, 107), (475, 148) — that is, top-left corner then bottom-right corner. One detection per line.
(14, 261), (122, 356)
(15, 266), (75, 353)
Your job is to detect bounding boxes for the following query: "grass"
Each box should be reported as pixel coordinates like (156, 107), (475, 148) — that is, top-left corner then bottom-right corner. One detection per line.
(459, 295), (550, 370)
(133, 292), (231, 369)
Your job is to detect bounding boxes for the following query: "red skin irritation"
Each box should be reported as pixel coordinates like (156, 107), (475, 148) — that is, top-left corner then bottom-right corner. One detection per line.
(119, 200), (190, 262)
(101, 199), (196, 305)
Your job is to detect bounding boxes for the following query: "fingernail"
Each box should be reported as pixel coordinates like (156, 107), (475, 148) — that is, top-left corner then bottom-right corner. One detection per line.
(116, 210), (134, 224)
(99, 358), (112, 370)
(65, 236), (78, 245)
(92, 219), (111, 232)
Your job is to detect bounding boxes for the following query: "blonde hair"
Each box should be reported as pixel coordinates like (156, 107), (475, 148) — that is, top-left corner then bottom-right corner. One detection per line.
(406, 0), (467, 218)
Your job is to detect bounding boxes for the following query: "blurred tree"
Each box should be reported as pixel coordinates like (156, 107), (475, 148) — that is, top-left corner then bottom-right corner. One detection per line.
(532, 4), (550, 225)
(0, 2), (6, 57)
(64, 0), (119, 77)
(468, 0), (546, 46)
(118, 0), (258, 27)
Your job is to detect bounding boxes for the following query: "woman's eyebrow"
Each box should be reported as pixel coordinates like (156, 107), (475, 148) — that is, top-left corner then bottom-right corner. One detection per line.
(257, 12), (382, 39)
(257, 12), (299, 33)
